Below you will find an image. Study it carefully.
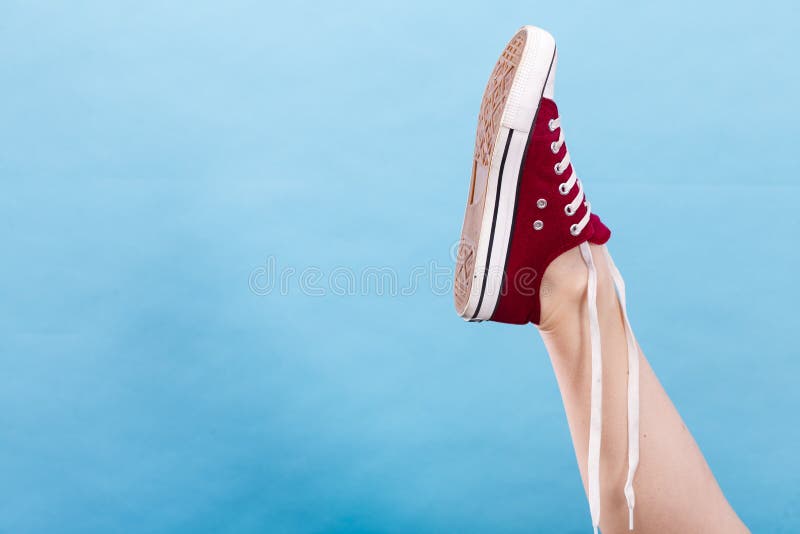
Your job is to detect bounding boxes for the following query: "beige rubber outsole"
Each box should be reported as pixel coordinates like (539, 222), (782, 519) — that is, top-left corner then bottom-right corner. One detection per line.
(454, 30), (527, 315)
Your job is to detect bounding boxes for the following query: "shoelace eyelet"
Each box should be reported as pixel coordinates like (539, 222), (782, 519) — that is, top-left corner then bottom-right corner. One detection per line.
(550, 141), (559, 154)
(536, 198), (547, 209)
(548, 119), (556, 132)
(558, 183), (569, 195)
(554, 163), (564, 175)
(570, 223), (579, 236)
(565, 205), (574, 216)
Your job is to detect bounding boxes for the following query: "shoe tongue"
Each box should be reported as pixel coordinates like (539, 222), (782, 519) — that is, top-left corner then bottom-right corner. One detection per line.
(588, 214), (612, 245)
(543, 51), (558, 100)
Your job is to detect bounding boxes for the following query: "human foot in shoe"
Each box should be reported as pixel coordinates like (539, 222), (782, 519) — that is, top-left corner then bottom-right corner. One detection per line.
(453, 26), (611, 326)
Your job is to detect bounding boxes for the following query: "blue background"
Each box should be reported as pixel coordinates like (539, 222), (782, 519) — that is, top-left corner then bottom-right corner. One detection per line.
(2, 1), (799, 532)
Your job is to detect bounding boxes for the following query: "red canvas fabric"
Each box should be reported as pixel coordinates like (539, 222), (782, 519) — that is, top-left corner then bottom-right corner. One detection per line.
(491, 98), (611, 325)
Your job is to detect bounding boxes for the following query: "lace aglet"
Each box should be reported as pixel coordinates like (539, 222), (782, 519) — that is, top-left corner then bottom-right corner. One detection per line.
(628, 507), (634, 530)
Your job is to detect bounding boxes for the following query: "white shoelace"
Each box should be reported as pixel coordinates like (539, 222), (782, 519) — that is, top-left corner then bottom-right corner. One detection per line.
(606, 248), (640, 531)
(578, 242), (603, 534)
(549, 117), (591, 237)
(554, 117), (640, 533)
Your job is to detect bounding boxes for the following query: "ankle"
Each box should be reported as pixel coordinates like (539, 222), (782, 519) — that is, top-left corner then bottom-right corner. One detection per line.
(538, 244), (615, 334)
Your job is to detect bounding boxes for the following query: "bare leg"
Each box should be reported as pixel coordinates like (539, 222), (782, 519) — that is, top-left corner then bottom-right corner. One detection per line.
(538, 245), (748, 534)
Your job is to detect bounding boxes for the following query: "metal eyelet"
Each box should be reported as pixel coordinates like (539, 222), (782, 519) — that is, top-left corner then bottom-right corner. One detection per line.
(550, 141), (559, 154)
(536, 198), (547, 209)
(570, 224), (579, 236)
(564, 204), (574, 216)
(533, 220), (544, 231)
(548, 119), (556, 132)
(554, 163), (564, 175)
(558, 183), (569, 195)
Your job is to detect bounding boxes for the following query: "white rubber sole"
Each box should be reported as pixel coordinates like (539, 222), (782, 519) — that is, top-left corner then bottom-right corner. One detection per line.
(454, 26), (557, 321)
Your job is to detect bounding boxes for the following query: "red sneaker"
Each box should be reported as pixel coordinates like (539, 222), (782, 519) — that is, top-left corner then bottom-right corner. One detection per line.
(453, 26), (640, 533)
(454, 26), (610, 325)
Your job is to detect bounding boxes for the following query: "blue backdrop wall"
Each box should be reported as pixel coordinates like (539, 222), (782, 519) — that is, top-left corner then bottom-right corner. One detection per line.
(1, 1), (798, 532)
